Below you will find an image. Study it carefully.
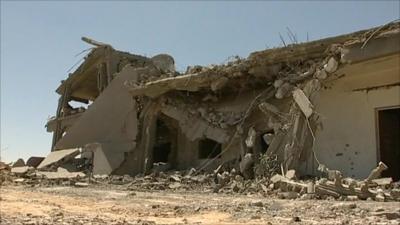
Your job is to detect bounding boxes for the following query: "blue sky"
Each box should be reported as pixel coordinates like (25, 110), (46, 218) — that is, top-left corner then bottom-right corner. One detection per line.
(1, 1), (399, 162)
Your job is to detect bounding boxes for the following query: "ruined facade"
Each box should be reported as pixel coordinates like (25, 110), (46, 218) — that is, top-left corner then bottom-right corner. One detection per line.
(45, 22), (400, 180)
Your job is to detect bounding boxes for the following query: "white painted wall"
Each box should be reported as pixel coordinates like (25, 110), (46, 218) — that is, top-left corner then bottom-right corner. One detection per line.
(307, 54), (400, 179)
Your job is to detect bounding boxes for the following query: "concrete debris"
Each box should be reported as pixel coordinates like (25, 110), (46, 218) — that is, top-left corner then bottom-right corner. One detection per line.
(324, 57), (339, 74)
(1, 156), (399, 204)
(11, 166), (34, 175)
(26, 156), (45, 168)
(150, 54), (175, 73)
(74, 182), (89, 187)
(210, 76), (229, 91)
(11, 158), (25, 168)
(37, 22), (400, 184)
(13, 178), (25, 183)
(365, 161), (388, 182)
(0, 161), (10, 170)
(38, 148), (81, 170)
(37, 167), (86, 180)
(314, 69), (328, 80)
(275, 82), (294, 99)
(271, 162), (400, 201)
(245, 127), (257, 148)
(285, 169), (297, 180)
(240, 153), (255, 179)
(292, 88), (314, 118)
(372, 177), (393, 186)
(1, 23), (398, 222)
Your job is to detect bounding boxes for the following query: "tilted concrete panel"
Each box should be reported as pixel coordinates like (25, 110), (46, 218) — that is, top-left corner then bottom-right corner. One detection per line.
(53, 65), (144, 174)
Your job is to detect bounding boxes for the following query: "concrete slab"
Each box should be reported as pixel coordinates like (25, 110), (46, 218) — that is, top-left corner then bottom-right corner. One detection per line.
(37, 148), (80, 169)
(12, 158), (25, 168)
(11, 166), (33, 174)
(26, 157), (45, 168)
(293, 88), (314, 118)
(36, 167), (85, 179)
(84, 143), (127, 175)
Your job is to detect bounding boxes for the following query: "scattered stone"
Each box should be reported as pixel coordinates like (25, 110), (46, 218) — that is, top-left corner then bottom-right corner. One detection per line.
(251, 215), (261, 219)
(324, 57), (339, 73)
(278, 191), (299, 199)
(292, 216), (301, 222)
(285, 169), (296, 180)
(74, 182), (89, 187)
(251, 201), (264, 207)
(11, 166), (33, 175)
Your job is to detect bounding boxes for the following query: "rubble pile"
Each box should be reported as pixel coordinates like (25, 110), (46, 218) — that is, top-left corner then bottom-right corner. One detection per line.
(1, 156), (400, 202)
(270, 162), (400, 201)
(0, 151), (89, 187)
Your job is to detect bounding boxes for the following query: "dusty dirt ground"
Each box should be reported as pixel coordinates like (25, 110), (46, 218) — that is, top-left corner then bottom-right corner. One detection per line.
(1, 185), (399, 225)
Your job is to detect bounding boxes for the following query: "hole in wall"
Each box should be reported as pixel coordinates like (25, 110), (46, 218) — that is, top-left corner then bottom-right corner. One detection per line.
(198, 138), (222, 159)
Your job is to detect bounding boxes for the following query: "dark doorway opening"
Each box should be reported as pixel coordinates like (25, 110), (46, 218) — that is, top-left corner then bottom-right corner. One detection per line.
(153, 119), (176, 163)
(198, 138), (222, 159)
(377, 107), (400, 181)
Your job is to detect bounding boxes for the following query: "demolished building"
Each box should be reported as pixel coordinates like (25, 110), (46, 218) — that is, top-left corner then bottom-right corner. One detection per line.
(45, 22), (400, 181)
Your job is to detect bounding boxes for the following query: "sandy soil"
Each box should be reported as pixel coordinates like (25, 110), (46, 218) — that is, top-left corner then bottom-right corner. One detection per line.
(1, 185), (399, 225)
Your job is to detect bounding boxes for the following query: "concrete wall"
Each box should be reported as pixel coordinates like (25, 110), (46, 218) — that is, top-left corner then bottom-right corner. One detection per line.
(54, 65), (141, 174)
(305, 54), (400, 179)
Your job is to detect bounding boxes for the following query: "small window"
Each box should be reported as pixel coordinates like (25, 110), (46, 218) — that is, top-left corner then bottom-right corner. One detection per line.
(198, 138), (222, 159)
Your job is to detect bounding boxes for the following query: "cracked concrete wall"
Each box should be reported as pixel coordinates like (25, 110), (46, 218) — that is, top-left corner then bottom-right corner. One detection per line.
(300, 54), (400, 179)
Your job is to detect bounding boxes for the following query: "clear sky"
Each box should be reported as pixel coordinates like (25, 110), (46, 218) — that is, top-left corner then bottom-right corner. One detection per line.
(1, 1), (399, 162)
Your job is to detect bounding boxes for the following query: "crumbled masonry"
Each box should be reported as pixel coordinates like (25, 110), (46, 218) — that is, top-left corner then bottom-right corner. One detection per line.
(2, 22), (400, 208)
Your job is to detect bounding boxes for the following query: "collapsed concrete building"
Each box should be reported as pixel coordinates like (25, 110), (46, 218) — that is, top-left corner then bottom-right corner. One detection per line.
(44, 22), (400, 181)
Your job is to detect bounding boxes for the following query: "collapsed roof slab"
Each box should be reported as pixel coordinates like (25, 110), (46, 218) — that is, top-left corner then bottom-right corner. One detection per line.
(37, 148), (80, 170)
(126, 22), (400, 100)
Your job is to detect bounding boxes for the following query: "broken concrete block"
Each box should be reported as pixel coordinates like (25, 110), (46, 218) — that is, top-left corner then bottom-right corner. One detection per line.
(324, 57), (338, 74)
(275, 83), (293, 99)
(74, 182), (89, 187)
(168, 182), (182, 189)
(239, 153), (254, 179)
(278, 191), (299, 199)
(365, 161), (388, 182)
(285, 169), (297, 180)
(12, 158), (25, 168)
(314, 69), (328, 80)
(346, 195), (359, 201)
(302, 79), (321, 97)
(259, 102), (281, 117)
(38, 148), (80, 169)
(245, 127), (257, 148)
(169, 175), (181, 182)
(26, 157), (45, 168)
(210, 76), (228, 91)
(13, 178), (25, 183)
(390, 189), (400, 199)
(37, 167), (85, 179)
(11, 166), (33, 175)
(273, 79), (284, 88)
(292, 88), (313, 118)
(307, 182), (315, 194)
(270, 174), (285, 184)
(0, 161), (10, 171)
(372, 177), (393, 186)
(151, 54), (175, 73)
